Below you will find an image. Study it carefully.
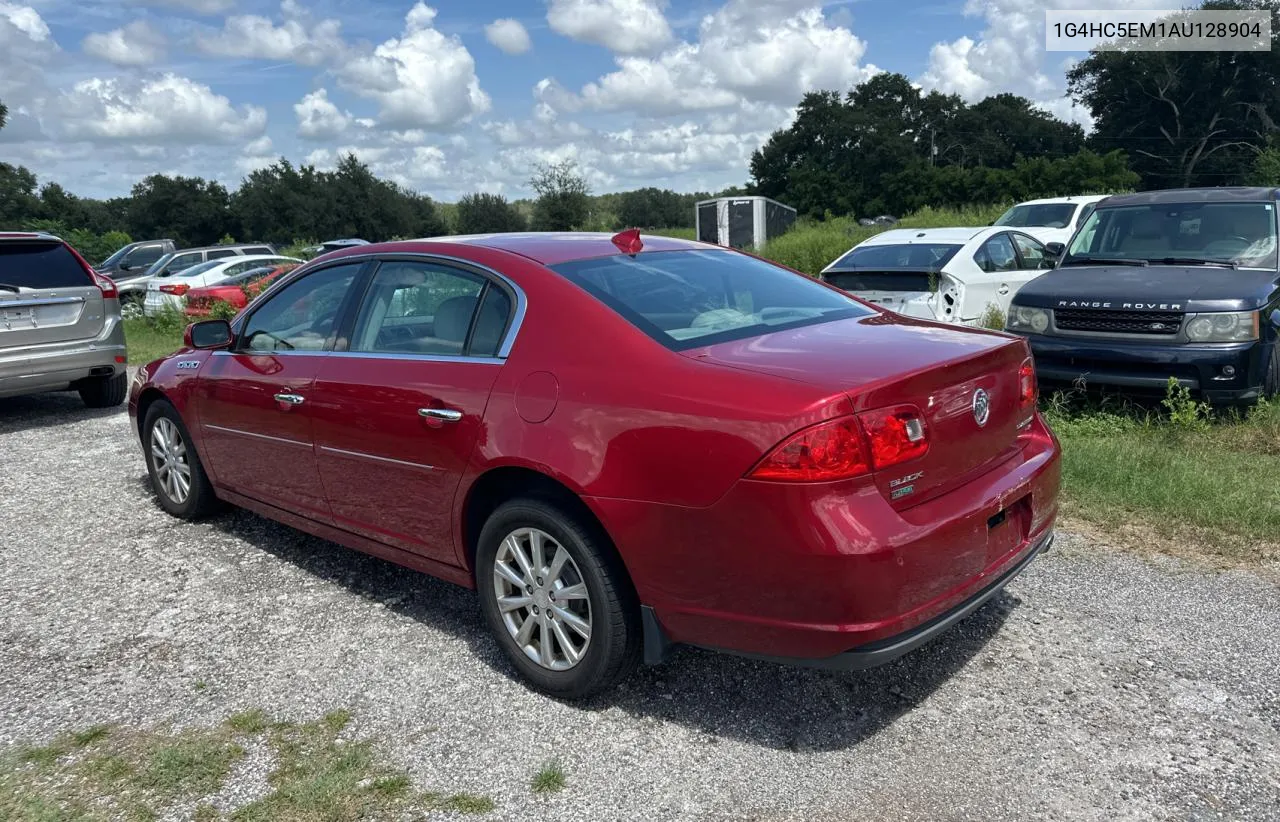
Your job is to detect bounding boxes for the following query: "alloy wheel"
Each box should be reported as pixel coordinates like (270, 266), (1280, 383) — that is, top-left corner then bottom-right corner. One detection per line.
(492, 527), (592, 671)
(150, 417), (191, 505)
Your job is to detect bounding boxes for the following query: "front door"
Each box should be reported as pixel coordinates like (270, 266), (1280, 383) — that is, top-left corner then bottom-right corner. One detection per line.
(193, 261), (365, 519)
(308, 258), (516, 565)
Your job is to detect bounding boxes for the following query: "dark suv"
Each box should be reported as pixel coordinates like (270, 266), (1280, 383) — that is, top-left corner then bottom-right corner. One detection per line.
(1005, 187), (1280, 404)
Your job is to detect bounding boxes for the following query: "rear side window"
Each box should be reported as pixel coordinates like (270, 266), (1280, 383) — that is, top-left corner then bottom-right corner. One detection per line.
(552, 249), (870, 350)
(206, 249), (238, 260)
(0, 242), (92, 289)
(242, 246), (274, 255)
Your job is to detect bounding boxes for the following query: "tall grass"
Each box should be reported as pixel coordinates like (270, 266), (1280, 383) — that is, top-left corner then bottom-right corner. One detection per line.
(759, 203), (1011, 275)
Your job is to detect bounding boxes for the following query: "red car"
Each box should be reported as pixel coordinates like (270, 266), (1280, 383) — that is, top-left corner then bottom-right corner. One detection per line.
(128, 231), (1060, 698)
(184, 264), (297, 317)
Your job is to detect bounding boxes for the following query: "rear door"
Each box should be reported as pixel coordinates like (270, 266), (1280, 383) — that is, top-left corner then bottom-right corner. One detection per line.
(308, 257), (515, 564)
(0, 239), (106, 378)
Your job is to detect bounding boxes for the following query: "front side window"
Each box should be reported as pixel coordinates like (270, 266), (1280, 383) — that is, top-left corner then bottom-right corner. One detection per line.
(159, 252), (202, 277)
(349, 261), (495, 356)
(240, 263), (361, 352)
(1065, 202), (1279, 268)
(1012, 233), (1051, 270)
(552, 249), (869, 350)
(125, 244), (166, 268)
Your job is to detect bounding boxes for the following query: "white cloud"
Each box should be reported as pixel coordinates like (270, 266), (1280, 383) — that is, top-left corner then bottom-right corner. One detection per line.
(920, 0), (1174, 102)
(558, 1), (876, 116)
(294, 88), (351, 140)
(83, 20), (168, 66)
(199, 0), (344, 66)
(547, 0), (672, 55)
(58, 74), (267, 143)
(0, 1), (48, 41)
(335, 2), (489, 130)
(0, 3), (57, 142)
(485, 17), (531, 55)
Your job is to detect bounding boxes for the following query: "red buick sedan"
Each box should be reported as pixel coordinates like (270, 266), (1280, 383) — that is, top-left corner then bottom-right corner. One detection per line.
(128, 231), (1060, 698)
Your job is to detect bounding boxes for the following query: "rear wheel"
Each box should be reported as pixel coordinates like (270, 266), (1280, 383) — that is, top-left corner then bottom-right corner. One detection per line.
(120, 293), (144, 320)
(476, 498), (640, 699)
(79, 371), (127, 408)
(143, 400), (220, 519)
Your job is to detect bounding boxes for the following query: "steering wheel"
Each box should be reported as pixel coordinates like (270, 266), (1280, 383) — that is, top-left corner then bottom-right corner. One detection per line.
(1201, 236), (1252, 257)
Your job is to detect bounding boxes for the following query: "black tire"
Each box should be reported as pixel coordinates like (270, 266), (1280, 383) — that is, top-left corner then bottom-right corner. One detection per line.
(1265, 344), (1280, 399)
(476, 498), (641, 699)
(142, 400), (221, 520)
(79, 371), (127, 408)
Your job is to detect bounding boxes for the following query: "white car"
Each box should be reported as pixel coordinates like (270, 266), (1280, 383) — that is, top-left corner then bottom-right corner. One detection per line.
(991, 194), (1110, 247)
(144, 255), (301, 317)
(820, 227), (1055, 326)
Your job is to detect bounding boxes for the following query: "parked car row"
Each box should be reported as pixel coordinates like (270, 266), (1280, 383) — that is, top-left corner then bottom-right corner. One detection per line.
(107, 242), (279, 317)
(822, 188), (1280, 405)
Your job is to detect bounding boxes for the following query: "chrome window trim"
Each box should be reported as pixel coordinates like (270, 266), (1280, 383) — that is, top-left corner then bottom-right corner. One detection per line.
(203, 423), (310, 449)
(236, 251), (528, 361)
(209, 349), (502, 365)
(319, 445), (439, 471)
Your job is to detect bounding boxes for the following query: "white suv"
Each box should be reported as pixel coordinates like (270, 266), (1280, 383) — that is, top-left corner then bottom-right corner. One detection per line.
(992, 195), (1110, 249)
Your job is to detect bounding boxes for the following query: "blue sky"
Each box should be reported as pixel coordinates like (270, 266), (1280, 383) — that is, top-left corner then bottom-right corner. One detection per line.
(0, 0), (1118, 201)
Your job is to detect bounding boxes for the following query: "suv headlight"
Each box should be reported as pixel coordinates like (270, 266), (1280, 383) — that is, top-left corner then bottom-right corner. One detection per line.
(1006, 305), (1051, 334)
(1184, 311), (1259, 343)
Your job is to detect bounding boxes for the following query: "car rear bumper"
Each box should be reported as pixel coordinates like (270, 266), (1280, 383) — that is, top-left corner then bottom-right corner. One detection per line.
(0, 320), (127, 398)
(593, 413), (1061, 664)
(1020, 334), (1267, 403)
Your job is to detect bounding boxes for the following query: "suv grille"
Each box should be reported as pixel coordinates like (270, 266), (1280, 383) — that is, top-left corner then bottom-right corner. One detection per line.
(1055, 309), (1183, 335)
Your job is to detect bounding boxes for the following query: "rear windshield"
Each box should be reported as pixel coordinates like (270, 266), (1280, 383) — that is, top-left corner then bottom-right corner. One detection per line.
(551, 249), (870, 350)
(994, 203), (1077, 228)
(827, 243), (961, 271)
(0, 241), (92, 290)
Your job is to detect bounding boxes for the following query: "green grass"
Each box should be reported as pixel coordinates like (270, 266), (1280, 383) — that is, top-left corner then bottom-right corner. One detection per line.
(1, 711), (495, 822)
(647, 226), (696, 240)
(531, 760), (566, 795)
(1045, 387), (1280, 566)
(123, 316), (185, 365)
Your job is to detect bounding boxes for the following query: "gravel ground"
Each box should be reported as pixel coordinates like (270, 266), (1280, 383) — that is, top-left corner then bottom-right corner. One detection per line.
(1, 387), (1278, 822)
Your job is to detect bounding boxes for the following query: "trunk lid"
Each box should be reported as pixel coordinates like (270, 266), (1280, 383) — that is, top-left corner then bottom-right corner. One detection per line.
(0, 239), (106, 353)
(823, 269), (942, 320)
(685, 313), (1031, 507)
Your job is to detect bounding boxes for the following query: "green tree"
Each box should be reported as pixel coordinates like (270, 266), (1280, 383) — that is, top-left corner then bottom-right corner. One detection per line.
(0, 163), (41, 227)
(0, 99), (7, 132)
(529, 160), (591, 230)
(1069, 0), (1280, 188)
(455, 192), (526, 233)
(618, 188), (688, 228)
(127, 174), (232, 247)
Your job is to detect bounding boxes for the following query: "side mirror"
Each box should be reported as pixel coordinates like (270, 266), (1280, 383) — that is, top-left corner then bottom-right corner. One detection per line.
(1045, 242), (1065, 257)
(185, 320), (233, 350)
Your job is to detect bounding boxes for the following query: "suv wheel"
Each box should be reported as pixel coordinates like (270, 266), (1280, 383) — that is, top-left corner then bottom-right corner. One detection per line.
(1266, 344), (1280, 399)
(79, 371), (127, 408)
(120, 294), (144, 320)
(476, 498), (641, 699)
(143, 400), (220, 519)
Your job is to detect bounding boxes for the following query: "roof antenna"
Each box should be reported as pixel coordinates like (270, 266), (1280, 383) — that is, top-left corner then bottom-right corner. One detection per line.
(611, 228), (643, 256)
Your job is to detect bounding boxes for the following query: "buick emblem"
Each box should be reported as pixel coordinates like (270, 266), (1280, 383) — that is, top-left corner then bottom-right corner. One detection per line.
(972, 388), (991, 427)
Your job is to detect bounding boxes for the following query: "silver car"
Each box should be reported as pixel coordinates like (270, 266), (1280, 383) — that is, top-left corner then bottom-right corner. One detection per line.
(0, 231), (128, 406)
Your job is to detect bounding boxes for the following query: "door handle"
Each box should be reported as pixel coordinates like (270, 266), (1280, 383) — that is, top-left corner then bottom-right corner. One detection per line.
(274, 392), (305, 405)
(998, 284), (1010, 295)
(419, 407), (462, 423)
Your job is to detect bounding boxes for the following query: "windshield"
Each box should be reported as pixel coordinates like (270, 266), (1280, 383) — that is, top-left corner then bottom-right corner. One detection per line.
(144, 253), (175, 277)
(995, 203), (1077, 229)
(827, 243), (961, 271)
(97, 244), (131, 269)
(552, 249), (871, 350)
(1064, 202), (1279, 269)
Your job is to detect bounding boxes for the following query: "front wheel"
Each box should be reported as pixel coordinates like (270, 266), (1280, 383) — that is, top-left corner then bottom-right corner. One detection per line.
(143, 400), (220, 520)
(476, 499), (640, 699)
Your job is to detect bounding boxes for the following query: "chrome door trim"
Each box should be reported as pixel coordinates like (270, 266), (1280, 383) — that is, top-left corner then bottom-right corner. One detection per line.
(203, 423), (311, 449)
(318, 445), (439, 471)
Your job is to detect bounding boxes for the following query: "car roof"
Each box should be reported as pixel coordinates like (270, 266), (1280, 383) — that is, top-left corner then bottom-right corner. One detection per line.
(1098, 187), (1280, 207)
(858, 227), (987, 245)
(425, 232), (712, 266)
(172, 243), (274, 253)
(1010, 194), (1109, 207)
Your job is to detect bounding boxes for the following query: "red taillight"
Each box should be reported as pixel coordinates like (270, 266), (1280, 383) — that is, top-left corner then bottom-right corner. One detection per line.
(749, 404), (930, 482)
(1019, 358), (1037, 407)
(92, 272), (118, 299)
(748, 417), (871, 482)
(160, 283), (190, 296)
(860, 404), (929, 469)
